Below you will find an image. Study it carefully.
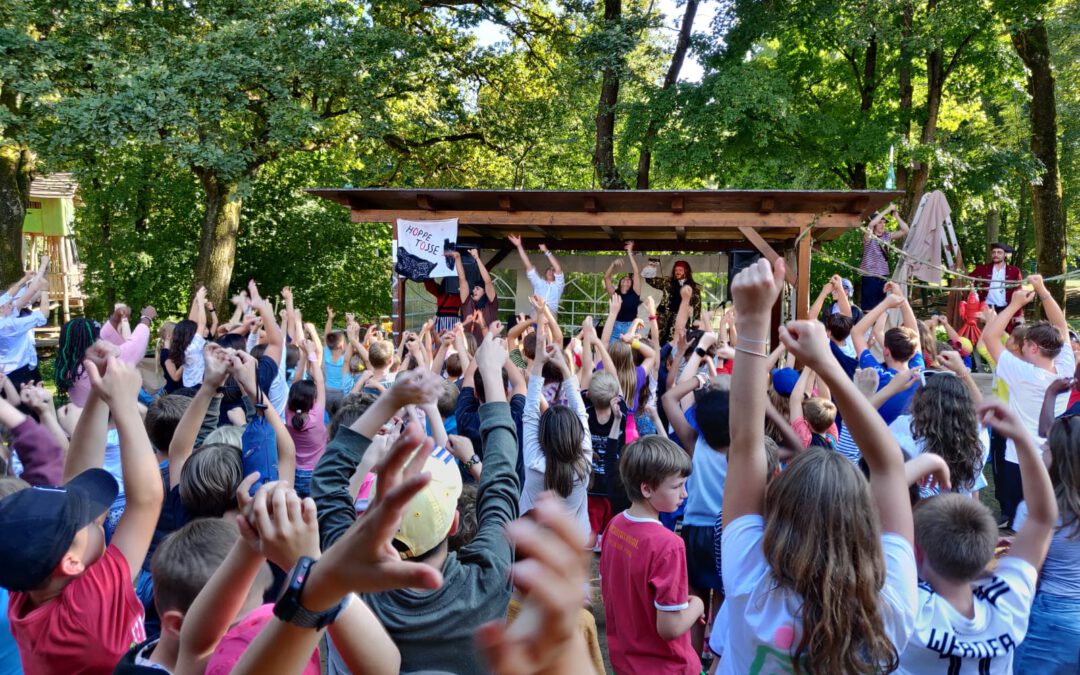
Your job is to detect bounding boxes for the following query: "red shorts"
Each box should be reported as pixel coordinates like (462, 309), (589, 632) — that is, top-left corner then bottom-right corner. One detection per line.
(588, 495), (614, 539)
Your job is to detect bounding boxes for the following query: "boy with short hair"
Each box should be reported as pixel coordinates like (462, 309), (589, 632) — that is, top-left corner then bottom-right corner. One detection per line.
(114, 518), (269, 673)
(898, 399), (1057, 674)
(313, 337), (521, 675)
(584, 370), (625, 546)
(0, 357), (163, 674)
(600, 435), (701, 674)
(980, 274), (1074, 526)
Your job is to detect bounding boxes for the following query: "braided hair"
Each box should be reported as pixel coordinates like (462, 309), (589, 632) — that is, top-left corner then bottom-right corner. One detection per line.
(55, 318), (100, 394)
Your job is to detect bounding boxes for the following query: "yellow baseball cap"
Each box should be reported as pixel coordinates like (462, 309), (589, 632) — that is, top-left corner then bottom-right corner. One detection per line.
(372, 444), (463, 559)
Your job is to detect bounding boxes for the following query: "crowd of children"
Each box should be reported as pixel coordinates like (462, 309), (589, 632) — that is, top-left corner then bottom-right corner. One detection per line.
(0, 232), (1078, 674)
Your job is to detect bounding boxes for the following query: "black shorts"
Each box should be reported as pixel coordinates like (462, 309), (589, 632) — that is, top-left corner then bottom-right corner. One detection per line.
(681, 523), (722, 593)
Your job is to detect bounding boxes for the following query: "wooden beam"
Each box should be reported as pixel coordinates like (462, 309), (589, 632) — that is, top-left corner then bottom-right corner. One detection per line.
(526, 224), (559, 240)
(845, 196), (869, 216)
(675, 226), (686, 242)
(584, 197), (598, 213)
(738, 226), (797, 285)
(485, 244), (514, 270)
(352, 209), (859, 229)
(796, 225), (812, 320)
(416, 195), (434, 211)
(671, 197), (684, 214)
(600, 225), (622, 241)
(759, 197), (774, 214)
(499, 195), (513, 212)
(455, 237), (751, 253)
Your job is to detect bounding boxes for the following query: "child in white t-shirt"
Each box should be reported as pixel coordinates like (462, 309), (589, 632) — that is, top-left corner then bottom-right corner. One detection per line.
(718, 258), (918, 674)
(898, 399), (1058, 674)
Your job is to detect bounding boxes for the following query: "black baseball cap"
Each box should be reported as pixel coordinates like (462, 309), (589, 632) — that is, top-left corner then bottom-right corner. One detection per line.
(0, 469), (117, 591)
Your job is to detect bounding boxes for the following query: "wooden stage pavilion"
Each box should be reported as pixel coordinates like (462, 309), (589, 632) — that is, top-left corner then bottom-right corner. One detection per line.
(307, 188), (902, 336)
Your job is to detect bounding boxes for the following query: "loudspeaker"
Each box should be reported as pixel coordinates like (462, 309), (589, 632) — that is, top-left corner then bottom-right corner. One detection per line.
(440, 254), (481, 296)
(727, 250), (762, 298)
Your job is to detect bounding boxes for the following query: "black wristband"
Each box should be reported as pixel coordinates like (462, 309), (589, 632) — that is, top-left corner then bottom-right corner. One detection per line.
(694, 347), (707, 358)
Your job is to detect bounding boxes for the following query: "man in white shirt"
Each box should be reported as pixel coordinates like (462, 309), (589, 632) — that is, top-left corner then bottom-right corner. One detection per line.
(973, 243), (1022, 314)
(980, 273), (1073, 527)
(508, 234), (565, 314)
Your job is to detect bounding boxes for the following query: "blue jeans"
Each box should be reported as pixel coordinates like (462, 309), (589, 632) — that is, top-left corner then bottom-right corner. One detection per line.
(1015, 591), (1080, 673)
(609, 320), (634, 343)
(294, 468), (313, 498)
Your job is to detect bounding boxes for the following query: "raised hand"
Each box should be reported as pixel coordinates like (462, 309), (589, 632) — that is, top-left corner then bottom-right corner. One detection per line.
(1046, 377), (1074, 397)
(202, 343), (232, 388)
(18, 381), (54, 414)
(977, 398), (1028, 442)
(883, 294), (906, 309)
(387, 368), (443, 408)
(1027, 274), (1046, 292)
(937, 350), (967, 376)
(318, 422), (444, 593)
(139, 306), (157, 321)
(468, 248), (480, 260)
(853, 367), (880, 398)
(1010, 289), (1035, 307)
(85, 355), (142, 406)
(247, 279), (267, 311)
(84, 340), (120, 377)
(611, 259), (624, 270)
(227, 349), (260, 397)
(508, 234), (522, 248)
(730, 257), (786, 318)
(624, 240), (634, 253)
(475, 492), (589, 675)
(608, 293), (622, 314)
(280, 286), (293, 303)
(777, 320), (834, 372)
(326, 305), (335, 320)
(475, 331), (509, 373)
(236, 480), (320, 570)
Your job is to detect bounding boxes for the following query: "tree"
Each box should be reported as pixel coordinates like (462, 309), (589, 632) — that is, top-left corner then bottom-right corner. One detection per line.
(1008, 10), (1066, 303)
(51, 0), (486, 308)
(0, 4), (56, 284)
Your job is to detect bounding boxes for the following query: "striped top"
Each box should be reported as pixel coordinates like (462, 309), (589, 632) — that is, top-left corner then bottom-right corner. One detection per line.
(860, 231), (892, 275)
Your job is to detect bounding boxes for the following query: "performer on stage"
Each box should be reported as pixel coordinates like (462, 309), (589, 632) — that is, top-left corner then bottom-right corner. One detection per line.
(971, 242), (1022, 313)
(859, 204), (909, 310)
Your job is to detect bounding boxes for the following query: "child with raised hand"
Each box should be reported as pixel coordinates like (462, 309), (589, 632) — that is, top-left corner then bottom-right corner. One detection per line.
(181, 287), (210, 388)
(898, 398), (1057, 673)
(312, 336), (521, 675)
(719, 257), (917, 673)
(1014, 413), (1080, 672)
(523, 308), (592, 535)
(286, 337), (327, 497)
(599, 436), (700, 673)
(1, 355), (164, 675)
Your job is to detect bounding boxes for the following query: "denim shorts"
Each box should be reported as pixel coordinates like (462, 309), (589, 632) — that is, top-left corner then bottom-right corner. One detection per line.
(293, 468), (314, 498)
(1014, 591), (1080, 673)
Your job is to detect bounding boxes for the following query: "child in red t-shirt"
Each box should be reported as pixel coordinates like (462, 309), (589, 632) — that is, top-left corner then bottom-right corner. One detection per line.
(600, 435), (702, 674)
(0, 357), (166, 675)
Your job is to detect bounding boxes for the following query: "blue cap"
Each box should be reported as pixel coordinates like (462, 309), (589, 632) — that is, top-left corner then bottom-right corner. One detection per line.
(0, 469), (117, 591)
(771, 367), (800, 397)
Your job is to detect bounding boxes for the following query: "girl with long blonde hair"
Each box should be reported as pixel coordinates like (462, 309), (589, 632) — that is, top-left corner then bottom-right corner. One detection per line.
(720, 257), (916, 674)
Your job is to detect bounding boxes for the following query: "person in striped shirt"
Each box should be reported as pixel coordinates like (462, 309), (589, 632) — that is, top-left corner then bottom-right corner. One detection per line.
(860, 204), (909, 310)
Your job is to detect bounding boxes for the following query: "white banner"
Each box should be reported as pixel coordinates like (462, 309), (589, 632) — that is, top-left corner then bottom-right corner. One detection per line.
(395, 218), (459, 279)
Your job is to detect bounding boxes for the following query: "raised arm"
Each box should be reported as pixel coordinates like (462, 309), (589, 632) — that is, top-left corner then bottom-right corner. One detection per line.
(508, 235), (535, 273)
(851, 293), (903, 355)
(661, 375), (701, 452)
(448, 250), (469, 303)
(324, 305), (335, 341)
(808, 282), (833, 321)
(603, 260), (620, 297)
(980, 400), (1056, 568)
(91, 356), (164, 578)
(831, 275), (853, 317)
(725, 258), (785, 525)
(789, 367), (811, 422)
(469, 248), (496, 302)
(538, 242), (562, 275)
(600, 293), (621, 346)
(625, 240), (641, 293)
(1029, 274), (1068, 341)
(190, 287), (207, 337)
(981, 289), (1031, 362)
(169, 345), (230, 488)
(889, 205), (910, 242)
(1038, 377), (1074, 438)
(781, 320), (913, 543)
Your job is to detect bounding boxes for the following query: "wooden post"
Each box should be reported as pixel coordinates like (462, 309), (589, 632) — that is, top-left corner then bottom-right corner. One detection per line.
(391, 220), (405, 343)
(796, 225), (812, 319)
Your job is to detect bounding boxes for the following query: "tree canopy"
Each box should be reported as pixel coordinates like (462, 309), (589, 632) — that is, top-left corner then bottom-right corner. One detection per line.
(2, 0), (1075, 316)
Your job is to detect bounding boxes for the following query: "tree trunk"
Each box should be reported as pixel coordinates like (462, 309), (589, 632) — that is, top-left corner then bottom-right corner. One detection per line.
(906, 46), (944, 220)
(895, 2), (914, 195)
(985, 209), (1000, 248)
(636, 0), (698, 189)
(0, 145), (32, 285)
(192, 171), (243, 310)
(1012, 21), (1066, 307)
(593, 0), (627, 190)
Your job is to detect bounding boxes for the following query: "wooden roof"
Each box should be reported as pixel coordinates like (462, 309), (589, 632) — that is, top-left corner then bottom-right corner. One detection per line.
(29, 173), (78, 199)
(307, 187), (902, 251)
